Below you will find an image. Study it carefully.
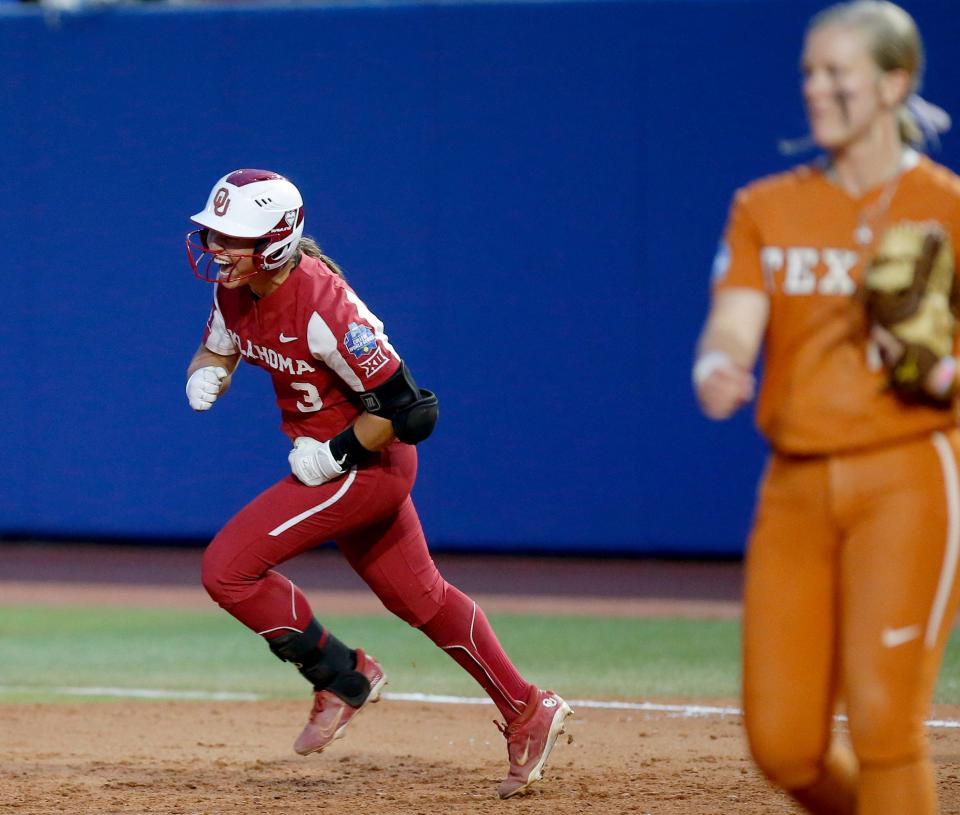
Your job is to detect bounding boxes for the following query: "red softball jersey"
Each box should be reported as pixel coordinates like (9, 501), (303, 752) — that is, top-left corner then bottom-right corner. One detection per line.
(202, 255), (402, 442)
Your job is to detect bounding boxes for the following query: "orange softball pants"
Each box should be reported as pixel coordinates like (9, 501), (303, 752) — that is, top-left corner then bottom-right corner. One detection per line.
(743, 429), (960, 815)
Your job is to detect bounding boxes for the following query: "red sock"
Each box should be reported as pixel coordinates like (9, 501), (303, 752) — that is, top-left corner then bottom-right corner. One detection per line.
(418, 583), (533, 722)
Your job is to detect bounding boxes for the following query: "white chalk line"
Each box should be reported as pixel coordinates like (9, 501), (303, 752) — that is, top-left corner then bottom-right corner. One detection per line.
(386, 691), (743, 718)
(0, 686), (262, 701)
(0, 686), (958, 730)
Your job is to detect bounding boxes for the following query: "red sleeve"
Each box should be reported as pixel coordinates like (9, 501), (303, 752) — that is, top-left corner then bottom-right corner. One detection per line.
(306, 282), (402, 393)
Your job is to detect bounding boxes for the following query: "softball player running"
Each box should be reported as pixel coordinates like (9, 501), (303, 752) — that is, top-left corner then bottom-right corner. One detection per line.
(184, 169), (571, 798)
(694, 3), (960, 813)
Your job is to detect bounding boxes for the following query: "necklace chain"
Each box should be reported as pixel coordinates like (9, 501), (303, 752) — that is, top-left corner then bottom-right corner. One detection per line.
(854, 173), (903, 247)
(838, 149), (916, 247)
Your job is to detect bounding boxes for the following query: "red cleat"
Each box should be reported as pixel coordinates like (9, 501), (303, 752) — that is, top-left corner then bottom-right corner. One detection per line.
(293, 649), (387, 756)
(496, 688), (573, 798)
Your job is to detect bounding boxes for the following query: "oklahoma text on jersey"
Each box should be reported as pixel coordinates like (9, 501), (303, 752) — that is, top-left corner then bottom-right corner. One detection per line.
(227, 328), (318, 376)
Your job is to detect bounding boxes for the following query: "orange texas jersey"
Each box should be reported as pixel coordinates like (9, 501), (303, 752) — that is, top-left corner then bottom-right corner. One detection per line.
(713, 153), (960, 456)
(203, 254), (402, 443)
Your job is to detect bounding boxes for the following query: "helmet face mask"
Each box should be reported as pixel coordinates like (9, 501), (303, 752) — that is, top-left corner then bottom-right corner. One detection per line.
(187, 169), (305, 283)
(186, 228), (263, 283)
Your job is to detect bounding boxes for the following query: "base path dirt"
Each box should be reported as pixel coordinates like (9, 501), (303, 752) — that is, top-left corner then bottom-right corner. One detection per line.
(4, 698), (960, 815)
(4, 543), (960, 813)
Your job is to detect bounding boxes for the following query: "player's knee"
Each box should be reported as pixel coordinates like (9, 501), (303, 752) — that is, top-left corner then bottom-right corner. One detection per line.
(200, 559), (228, 606)
(847, 692), (926, 766)
(200, 544), (243, 607)
(746, 717), (825, 790)
(750, 745), (824, 791)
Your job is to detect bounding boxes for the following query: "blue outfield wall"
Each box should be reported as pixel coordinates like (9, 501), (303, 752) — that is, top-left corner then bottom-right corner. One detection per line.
(1, 0), (958, 555)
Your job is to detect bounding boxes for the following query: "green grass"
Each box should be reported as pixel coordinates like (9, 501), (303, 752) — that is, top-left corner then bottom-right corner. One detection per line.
(1, 606), (958, 705)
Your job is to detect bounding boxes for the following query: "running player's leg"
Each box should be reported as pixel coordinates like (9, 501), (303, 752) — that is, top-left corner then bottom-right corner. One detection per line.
(841, 431), (960, 815)
(743, 455), (856, 815)
(201, 455), (413, 698)
(336, 495), (533, 720)
(337, 496), (571, 797)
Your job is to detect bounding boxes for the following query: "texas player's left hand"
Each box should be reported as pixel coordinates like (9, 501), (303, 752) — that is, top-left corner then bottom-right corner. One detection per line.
(288, 436), (346, 486)
(871, 324), (958, 403)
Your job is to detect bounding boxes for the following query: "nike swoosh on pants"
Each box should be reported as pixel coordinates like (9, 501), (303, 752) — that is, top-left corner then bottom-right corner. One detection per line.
(881, 624), (923, 648)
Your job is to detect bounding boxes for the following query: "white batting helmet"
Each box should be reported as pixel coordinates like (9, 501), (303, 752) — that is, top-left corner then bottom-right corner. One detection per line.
(187, 169), (305, 281)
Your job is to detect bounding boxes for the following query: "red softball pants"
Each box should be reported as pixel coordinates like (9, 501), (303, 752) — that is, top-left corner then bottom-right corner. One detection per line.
(200, 442), (531, 720)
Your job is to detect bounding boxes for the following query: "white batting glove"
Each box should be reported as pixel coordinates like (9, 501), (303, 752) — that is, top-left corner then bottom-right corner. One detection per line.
(186, 366), (229, 411)
(288, 436), (347, 486)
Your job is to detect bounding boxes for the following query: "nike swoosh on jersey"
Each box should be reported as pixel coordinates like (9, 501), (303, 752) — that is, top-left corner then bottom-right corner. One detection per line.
(279, 333), (298, 343)
(881, 623), (923, 648)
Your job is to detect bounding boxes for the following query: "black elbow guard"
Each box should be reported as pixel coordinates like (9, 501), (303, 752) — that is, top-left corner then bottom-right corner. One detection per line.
(392, 389), (439, 444)
(360, 361), (439, 445)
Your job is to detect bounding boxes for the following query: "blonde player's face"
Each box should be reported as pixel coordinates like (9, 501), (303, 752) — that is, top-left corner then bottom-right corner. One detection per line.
(206, 229), (259, 288)
(801, 24), (886, 152)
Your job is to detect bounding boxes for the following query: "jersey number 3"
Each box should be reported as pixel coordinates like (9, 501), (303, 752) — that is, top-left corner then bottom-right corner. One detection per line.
(291, 382), (323, 413)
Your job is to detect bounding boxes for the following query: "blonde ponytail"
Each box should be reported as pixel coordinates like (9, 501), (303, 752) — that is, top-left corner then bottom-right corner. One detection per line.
(809, 1), (934, 147)
(297, 236), (347, 280)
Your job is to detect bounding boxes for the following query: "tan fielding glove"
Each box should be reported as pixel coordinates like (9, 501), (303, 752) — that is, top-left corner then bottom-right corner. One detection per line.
(861, 221), (960, 406)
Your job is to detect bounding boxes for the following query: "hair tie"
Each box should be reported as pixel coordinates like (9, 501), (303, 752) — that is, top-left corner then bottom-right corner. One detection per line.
(906, 94), (952, 150)
(777, 135), (816, 156)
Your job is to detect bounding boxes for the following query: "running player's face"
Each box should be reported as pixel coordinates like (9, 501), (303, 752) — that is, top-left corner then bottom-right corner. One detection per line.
(206, 229), (259, 288)
(801, 24), (886, 152)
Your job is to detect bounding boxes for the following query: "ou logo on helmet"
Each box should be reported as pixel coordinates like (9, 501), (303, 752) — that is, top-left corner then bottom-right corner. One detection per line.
(213, 187), (231, 217)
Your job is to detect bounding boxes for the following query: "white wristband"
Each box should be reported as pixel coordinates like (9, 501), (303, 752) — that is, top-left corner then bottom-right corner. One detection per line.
(692, 351), (734, 387)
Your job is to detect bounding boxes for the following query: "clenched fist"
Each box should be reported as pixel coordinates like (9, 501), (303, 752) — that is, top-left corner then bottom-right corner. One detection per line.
(186, 366), (229, 411)
(288, 436), (347, 486)
(693, 352), (755, 420)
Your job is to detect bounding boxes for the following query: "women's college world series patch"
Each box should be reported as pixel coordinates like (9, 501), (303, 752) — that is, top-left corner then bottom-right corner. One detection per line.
(344, 322), (378, 358)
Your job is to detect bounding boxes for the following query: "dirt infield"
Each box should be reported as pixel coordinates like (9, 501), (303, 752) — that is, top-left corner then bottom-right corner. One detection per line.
(3, 544), (960, 814)
(4, 698), (960, 815)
